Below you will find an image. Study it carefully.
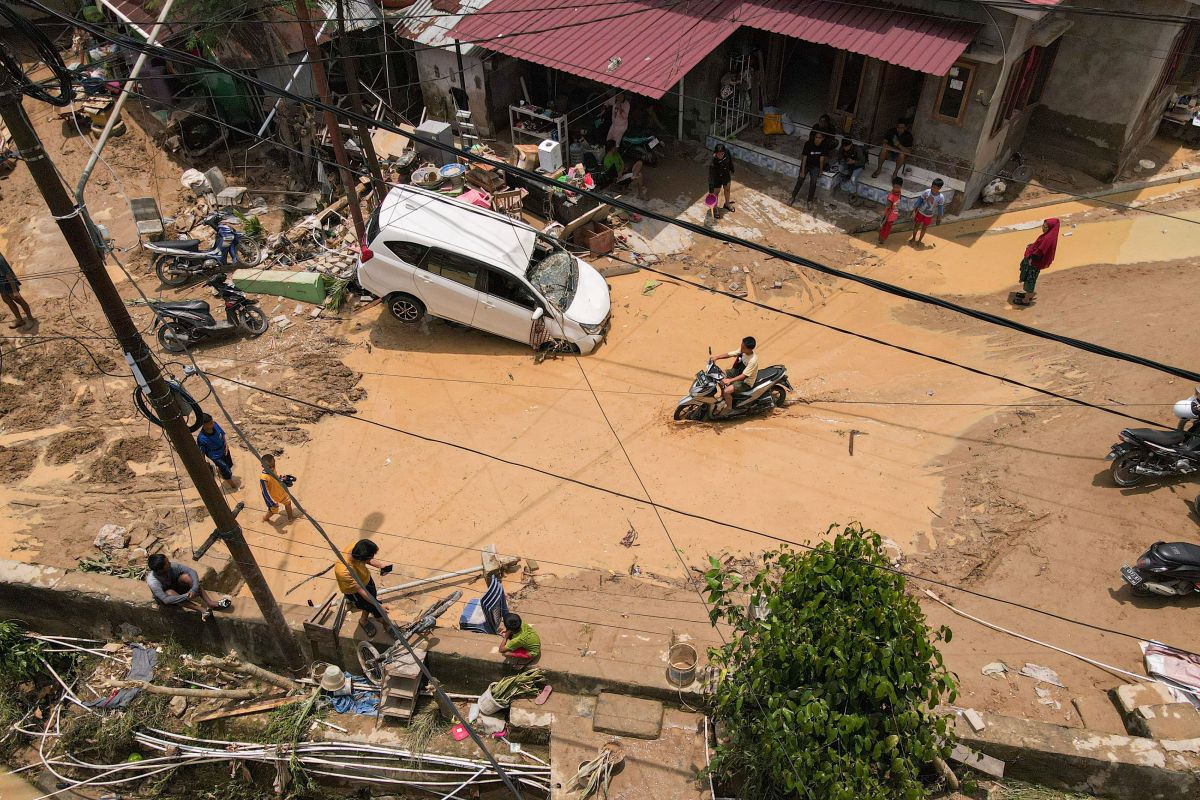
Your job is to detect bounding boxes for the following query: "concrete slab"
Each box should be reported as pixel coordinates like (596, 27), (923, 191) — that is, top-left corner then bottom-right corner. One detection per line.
(1134, 703), (1200, 741)
(1114, 682), (1181, 718)
(550, 701), (705, 800)
(1072, 694), (1129, 736)
(593, 692), (664, 740)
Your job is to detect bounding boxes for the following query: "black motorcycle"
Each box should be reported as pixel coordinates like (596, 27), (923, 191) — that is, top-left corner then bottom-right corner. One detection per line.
(151, 275), (268, 353)
(1106, 397), (1200, 487)
(673, 356), (791, 421)
(1121, 541), (1200, 597)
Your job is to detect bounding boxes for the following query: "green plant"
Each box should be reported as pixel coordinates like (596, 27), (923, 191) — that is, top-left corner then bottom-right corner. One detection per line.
(230, 209), (265, 239)
(704, 523), (957, 800)
(60, 694), (171, 763)
(488, 669), (545, 705)
(0, 620), (45, 684)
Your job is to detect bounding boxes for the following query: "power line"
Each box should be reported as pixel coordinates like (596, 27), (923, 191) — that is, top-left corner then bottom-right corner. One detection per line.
(197, 368), (1193, 649)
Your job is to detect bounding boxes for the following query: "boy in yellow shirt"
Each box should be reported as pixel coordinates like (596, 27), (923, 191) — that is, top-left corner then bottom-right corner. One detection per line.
(259, 454), (296, 523)
(335, 538), (392, 637)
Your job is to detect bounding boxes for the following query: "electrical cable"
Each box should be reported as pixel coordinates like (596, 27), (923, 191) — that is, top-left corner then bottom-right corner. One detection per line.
(195, 367), (1196, 649)
(0, 4), (73, 105)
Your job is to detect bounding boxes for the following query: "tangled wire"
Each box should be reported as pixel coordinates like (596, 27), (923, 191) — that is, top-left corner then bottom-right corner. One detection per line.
(0, 2), (73, 106)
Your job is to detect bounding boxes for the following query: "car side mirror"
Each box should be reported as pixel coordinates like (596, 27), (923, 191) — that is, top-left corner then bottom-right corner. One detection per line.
(531, 307), (544, 320)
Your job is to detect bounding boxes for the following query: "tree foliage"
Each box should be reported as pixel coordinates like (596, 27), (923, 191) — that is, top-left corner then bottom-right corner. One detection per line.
(705, 523), (957, 800)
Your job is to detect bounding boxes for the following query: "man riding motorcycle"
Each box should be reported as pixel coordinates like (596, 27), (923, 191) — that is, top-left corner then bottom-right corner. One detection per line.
(711, 336), (758, 417)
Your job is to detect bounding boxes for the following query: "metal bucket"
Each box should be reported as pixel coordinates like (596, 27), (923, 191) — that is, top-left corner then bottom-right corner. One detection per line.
(666, 643), (697, 687)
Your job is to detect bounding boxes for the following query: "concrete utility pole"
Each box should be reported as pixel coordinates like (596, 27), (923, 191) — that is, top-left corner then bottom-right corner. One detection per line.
(0, 77), (305, 672)
(294, 0), (368, 244)
(335, 0), (388, 204)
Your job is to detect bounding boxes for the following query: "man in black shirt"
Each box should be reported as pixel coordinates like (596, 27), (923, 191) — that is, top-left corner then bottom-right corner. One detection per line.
(789, 131), (827, 208)
(872, 120), (914, 179)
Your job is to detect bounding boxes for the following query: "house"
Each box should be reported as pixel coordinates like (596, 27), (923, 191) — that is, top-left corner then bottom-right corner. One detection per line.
(443, 0), (1200, 208)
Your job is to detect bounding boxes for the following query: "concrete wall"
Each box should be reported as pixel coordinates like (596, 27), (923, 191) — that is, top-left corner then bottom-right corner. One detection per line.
(413, 46), (496, 136)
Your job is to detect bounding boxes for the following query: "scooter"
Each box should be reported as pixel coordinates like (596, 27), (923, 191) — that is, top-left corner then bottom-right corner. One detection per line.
(1106, 395), (1200, 487)
(673, 354), (791, 421)
(151, 275), (269, 353)
(1120, 541), (1200, 597)
(621, 131), (665, 167)
(147, 212), (262, 287)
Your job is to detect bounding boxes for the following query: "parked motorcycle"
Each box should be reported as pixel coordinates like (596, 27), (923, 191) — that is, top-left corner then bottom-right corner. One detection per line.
(1106, 396), (1200, 487)
(621, 131), (665, 167)
(151, 275), (268, 353)
(1120, 541), (1200, 597)
(673, 355), (791, 421)
(148, 212), (262, 287)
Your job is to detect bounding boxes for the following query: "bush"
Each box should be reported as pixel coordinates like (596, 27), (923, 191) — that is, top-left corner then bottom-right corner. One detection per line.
(704, 523), (957, 800)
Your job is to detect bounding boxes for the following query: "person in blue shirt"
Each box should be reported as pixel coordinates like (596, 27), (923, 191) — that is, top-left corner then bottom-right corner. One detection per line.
(909, 178), (946, 247)
(196, 413), (238, 488)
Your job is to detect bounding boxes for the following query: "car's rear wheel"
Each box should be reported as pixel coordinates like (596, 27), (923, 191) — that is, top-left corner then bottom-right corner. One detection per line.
(386, 293), (425, 323)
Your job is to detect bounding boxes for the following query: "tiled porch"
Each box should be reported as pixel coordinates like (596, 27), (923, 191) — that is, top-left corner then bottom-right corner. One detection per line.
(707, 132), (965, 212)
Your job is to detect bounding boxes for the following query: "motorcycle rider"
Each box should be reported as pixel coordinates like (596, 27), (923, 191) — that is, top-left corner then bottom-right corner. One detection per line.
(711, 336), (758, 416)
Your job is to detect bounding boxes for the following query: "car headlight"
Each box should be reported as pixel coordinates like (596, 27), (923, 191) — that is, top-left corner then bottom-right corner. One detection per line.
(580, 320), (607, 336)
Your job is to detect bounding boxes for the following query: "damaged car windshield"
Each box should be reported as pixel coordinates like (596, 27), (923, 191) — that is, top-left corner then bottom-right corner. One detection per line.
(525, 236), (577, 310)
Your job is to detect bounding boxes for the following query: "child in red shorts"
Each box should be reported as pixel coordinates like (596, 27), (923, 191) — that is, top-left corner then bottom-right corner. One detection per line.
(878, 176), (903, 244)
(909, 178), (945, 246)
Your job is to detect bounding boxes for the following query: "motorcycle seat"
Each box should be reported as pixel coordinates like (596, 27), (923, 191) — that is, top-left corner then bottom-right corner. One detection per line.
(153, 299), (211, 313)
(158, 238), (202, 250)
(1126, 428), (1187, 447)
(755, 366), (784, 384)
(1150, 541), (1200, 567)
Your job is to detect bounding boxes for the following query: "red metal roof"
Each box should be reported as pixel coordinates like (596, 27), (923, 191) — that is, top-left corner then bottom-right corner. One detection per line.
(734, 1), (977, 76)
(450, 0), (743, 99)
(450, 0), (978, 99)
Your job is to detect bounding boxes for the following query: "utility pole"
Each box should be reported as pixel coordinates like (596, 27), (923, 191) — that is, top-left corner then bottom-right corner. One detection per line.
(336, 0), (388, 205)
(0, 77), (305, 672)
(294, 0), (367, 244)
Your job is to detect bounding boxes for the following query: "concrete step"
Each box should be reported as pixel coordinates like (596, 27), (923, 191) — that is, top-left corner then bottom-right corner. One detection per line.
(592, 691), (664, 740)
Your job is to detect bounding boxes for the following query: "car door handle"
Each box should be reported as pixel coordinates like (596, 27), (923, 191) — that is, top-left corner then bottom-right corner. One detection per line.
(481, 301), (495, 309)
(419, 275), (433, 283)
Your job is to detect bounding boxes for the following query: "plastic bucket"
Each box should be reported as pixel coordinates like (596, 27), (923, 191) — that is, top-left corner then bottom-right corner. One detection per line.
(666, 643), (697, 687)
(478, 686), (504, 715)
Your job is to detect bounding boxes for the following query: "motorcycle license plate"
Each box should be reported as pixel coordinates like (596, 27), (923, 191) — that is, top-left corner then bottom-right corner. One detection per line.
(648, 137), (660, 148)
(1120, 566), (1143, 587)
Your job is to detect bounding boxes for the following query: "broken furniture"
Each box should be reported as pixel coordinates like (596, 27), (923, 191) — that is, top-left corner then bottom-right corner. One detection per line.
(377, 646), (427, 723)
(573, 220), (615, 256)
(491, 188), (524, 220)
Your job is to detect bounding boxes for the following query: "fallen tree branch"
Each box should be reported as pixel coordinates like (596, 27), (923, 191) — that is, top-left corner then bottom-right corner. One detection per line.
(104, 680), (260, 700)
(197, 651), (301, 693)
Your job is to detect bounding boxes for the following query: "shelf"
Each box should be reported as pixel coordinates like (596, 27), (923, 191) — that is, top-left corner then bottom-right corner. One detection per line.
(510, 104), (567, 150)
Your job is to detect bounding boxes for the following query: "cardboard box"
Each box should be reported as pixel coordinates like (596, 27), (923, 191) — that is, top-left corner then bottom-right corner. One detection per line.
(514, 144), (540, 171)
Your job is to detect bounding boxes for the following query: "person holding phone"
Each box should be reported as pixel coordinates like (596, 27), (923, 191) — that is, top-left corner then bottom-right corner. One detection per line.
(335, 538), (393, 637)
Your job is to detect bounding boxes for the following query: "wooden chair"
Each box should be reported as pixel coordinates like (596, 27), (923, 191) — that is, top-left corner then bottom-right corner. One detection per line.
(491, 189), (524, 220)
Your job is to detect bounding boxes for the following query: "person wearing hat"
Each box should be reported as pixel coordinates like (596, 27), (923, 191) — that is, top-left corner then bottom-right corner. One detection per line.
(708, 143), (735, 213)
(335, 539), (393, 638)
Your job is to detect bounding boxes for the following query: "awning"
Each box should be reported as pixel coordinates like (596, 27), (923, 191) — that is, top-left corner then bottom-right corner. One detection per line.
(449, 0), (978, 99)
(734, 1), (977, 77)
(449, 0), (742, 99)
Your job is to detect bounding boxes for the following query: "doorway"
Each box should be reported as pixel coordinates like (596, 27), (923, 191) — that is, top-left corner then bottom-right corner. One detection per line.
(869, 64), (925, 141)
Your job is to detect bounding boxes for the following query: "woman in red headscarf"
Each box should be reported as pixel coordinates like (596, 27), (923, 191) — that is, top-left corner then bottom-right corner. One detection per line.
(1016, 218), (1060, 304)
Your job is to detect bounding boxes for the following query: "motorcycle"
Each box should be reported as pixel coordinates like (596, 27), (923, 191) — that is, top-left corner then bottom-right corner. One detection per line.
(1106, 396), (1200, 487)
(356, 590), (462, 685)
(1120, 541), (1200, 597)
(148, 212), (263, 288)
(621, 131), (665, 167)
(673, 354), (791, 421)
(151, 275), (269, 353)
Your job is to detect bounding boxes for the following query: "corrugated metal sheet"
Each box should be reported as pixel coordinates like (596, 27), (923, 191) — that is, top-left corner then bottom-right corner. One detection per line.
(735, 1), (977, 76)
(390, 0), (496, 53)
(450, 0), (977, 98)
(449, 0), (743, 98)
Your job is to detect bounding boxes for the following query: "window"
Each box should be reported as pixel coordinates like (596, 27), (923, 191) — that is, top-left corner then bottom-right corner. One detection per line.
(933, 61), (976, 124)
(833, 52), (866, 115)
(385, 241), (430, 266)
(991, 42), (1059, 135)
(422, 249), (483, 289)
(484, 269), (538, 310)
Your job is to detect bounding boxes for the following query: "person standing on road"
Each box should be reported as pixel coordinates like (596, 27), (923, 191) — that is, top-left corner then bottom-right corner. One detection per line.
(878, 176), (903, 244)
(708, 143), (735, 213)
(790, 132), (827, 208)
(1015, 218), (1060, 305)
(909, 178), (945, 246)
(335, 538), (393, 638)
(259, 453), (296, 523)
(0, 251), (35, 330)
(197, 414), (238, 489)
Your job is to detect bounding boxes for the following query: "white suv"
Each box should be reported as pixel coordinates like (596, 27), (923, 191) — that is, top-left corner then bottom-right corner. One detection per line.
(357, 186), (611, 354)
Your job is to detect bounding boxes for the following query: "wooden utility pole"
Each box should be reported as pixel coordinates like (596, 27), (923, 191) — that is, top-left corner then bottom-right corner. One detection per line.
(336, 0), (387, 204)
(294, 0), (367, 244)
(0, 76), (304, 672)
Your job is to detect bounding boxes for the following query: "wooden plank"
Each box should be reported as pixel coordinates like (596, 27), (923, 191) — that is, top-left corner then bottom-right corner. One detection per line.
(949, 743), (1004, 778)
(192, 695), (293, 723)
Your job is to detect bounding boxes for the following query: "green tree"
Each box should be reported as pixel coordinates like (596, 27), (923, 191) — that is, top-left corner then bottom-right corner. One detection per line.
(704, 523), (957, 800)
